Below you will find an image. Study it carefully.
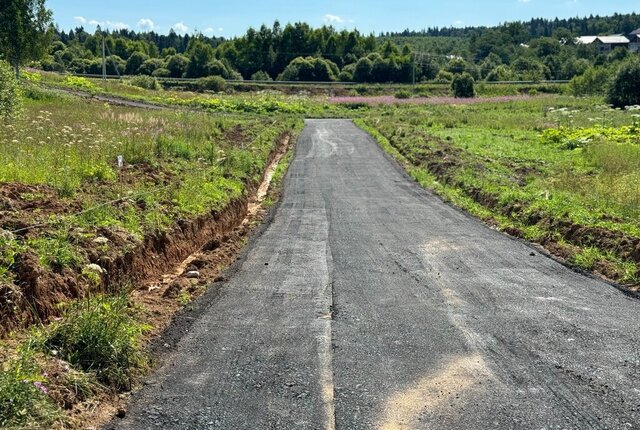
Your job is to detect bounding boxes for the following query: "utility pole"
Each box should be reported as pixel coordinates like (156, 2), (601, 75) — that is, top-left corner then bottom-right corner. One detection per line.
(412, 52), (416, 92)
(102, 34), (107, 80)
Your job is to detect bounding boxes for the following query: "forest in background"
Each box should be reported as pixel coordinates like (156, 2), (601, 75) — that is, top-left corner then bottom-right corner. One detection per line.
(34, 12), (640, 84)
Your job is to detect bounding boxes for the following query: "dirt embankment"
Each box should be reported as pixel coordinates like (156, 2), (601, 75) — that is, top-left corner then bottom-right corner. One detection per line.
(0, 132), (292, 337)
(383, 129), (640, 288)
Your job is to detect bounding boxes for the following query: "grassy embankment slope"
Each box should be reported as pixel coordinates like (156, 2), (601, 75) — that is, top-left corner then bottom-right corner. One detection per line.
(358, 97), (640, 287)
(0, 77), (303, 428)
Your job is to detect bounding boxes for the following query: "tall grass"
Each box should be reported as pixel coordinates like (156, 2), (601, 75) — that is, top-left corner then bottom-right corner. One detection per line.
(0, 350), (61, 428)
(38, 294), (150, 390)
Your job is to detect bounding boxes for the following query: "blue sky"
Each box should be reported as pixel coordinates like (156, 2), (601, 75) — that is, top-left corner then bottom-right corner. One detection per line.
(48, 0), (639, 37)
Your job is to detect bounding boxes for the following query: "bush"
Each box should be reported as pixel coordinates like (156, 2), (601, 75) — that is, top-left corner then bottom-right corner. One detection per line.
(64, 75), (99, 92)
(128, 75), (161, 90)
(195, 76), (227, 92)
(486, 65), (515, 82)
(394, 89), (412, 99)
(250, 70), (272, 81)
(152, 68), (171, 78)
(569, 66), (611, 96)
(138, 58), (165, 76)
(125, 52), (149, 75)
(0, 60), (22, 119)
(338, 70), (353, 82)
(353, 57), (373, 83)
(277, 57), (339, 82)
(451, 72), (475, 98)
(40, 295), (150, 389)
(607, 60), (640, 108)
(434, 70), (454, 83)
(165, 54), (190, 78)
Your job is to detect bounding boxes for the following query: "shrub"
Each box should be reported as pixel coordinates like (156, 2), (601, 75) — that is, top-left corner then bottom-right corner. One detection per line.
(277, 57), (339, 82)
(64, 75), (99, 92)
(125, 52), (149, 75)
(152, 68), (171, 78)
(129, 75), (161, 90)
(338, 70), (353, 82)
(195, 76), (227, 92)
(451, 72), (475, 98)
(250, 70), (272, 81)
(569, 66), (611, 96)
(394, 89), (412, 99)
(40, 295), (150, 389)
(435, 70), (454, 83)
(0, 60), (22, 119)
(138, 58), (165, 76)
(165, 54), (190, 78)
(485, 65), (515, 82)
(607, 60), (640, 108)
(353, 57), (373, 83)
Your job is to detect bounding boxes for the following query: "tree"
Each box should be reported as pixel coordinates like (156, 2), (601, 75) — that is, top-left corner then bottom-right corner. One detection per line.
(452, 72), (475, 98)
(0, 0), (53, 78)
(125, 51), (149, 75)
(138, 58), (165, 76)
(186, 38), (214, 78)
(607, 60), (640, 108)
(353, 57), (373, 82)
(166, 54), (189, 78)
(0, 60), (22, 119)
(277, 57), (338, 81)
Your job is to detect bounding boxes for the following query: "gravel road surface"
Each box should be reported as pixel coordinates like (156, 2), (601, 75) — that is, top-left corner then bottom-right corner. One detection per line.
(113, 119), (640, 429)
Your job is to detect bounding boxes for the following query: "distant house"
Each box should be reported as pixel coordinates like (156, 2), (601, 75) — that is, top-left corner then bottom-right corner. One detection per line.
(629, 29), (640, 53)
(575, 35), (630, 52)
(575, 36), (599, 45)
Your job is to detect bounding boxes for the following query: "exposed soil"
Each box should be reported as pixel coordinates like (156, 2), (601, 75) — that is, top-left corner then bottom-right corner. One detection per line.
(79, 133), (292, 428)
(2, 130), (292, 428)
(0, 132), (293, 337)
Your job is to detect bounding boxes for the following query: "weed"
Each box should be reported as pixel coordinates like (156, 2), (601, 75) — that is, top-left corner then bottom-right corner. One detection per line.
(0, 350), (61, 428)
(38, 294), (150, 389)
(28, 233), (85, 270)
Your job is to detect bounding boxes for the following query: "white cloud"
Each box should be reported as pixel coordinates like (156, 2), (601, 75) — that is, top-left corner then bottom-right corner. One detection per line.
(204, 27), (215, 35)
(218, 27), (224, 32)
(88, 19), (130, 30)
(324, 14), (345, 24)
(73, 16), (87, 25)
(137, 18), (155, 31)
(518, 0), (532, 3)
(172, 22), (189, 34)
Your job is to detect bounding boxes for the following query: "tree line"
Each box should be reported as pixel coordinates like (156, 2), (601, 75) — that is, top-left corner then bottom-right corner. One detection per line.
(2, 1), (640, 85)
(382, 13), (640, 39)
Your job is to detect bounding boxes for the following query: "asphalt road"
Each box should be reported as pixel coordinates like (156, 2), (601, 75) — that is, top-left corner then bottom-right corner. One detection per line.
(113, 119), (640, 429)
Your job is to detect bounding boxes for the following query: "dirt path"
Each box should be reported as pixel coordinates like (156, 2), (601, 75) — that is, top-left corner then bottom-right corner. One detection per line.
(46, 86), (166, 110)
(110, 120), (640, 429)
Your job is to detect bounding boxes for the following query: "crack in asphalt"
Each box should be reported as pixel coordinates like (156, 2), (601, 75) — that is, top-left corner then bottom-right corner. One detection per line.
(320, 184), (337, 430)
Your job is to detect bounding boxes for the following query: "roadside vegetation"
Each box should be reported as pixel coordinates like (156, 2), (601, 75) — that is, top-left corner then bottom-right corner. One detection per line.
(0, 72), (302, 427)
(358, 96), (640, 286)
